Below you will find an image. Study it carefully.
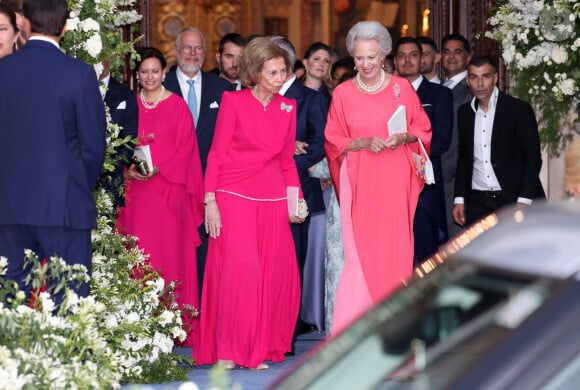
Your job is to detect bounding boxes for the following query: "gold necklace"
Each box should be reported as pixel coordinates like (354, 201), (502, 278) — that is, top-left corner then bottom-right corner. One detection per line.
(140, 86), (165, 110)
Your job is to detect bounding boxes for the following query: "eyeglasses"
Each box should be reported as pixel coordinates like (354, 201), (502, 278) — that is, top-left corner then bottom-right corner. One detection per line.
(180, 45), (205, 54)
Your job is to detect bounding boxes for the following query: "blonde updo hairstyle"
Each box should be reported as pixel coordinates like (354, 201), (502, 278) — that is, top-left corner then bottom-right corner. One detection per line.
(239, 37), (291, 87)
(564, 138), (580, 192)
(346, 21), (392, 57)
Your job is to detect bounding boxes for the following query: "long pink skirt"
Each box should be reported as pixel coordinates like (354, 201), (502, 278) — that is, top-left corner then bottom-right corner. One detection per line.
(192, 192), (300, 368)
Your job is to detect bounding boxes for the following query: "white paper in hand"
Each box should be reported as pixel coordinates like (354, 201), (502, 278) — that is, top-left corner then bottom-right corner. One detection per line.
(388, 105), (407, 135)
(133, 145), (153, 172)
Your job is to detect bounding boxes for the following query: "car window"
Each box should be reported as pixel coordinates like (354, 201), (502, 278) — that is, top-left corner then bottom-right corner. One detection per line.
(276, 261), (558, 390)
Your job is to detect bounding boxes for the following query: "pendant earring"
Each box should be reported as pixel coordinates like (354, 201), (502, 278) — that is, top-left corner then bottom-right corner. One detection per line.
(162, 74), (166, 82)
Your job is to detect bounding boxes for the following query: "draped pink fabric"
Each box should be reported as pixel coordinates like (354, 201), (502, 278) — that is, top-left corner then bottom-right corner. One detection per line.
(193, 89), (301, 368)
(326, 77), (432, 335)
(117, 93), (204, 344)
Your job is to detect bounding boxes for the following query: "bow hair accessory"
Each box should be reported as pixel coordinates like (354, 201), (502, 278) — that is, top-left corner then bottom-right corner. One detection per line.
(281, 102), (293, 113)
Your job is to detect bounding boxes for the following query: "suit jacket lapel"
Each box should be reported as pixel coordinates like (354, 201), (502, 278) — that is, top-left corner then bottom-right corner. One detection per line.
(199, 71), (210, 122)
(104, 83), (120, 108)
(490, 92), (506, 152)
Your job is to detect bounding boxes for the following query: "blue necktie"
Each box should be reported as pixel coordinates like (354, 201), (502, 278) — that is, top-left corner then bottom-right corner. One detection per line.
(187, 79), (198, 127)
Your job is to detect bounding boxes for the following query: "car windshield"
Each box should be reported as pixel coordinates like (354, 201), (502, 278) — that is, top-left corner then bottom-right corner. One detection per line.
(277, 260), (559, 390)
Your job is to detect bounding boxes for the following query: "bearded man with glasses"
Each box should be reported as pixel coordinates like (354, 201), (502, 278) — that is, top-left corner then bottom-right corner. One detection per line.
(164, 26), (233, 300)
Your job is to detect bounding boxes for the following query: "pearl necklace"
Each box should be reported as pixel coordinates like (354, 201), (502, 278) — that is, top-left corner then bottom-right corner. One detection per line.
(140, 86), (165, 110)
(356, 68), (385, 94)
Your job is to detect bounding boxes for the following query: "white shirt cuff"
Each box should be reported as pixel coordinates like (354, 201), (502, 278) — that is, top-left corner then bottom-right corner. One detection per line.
(517, 197), (533, 205)
(454, 197), (464, 205)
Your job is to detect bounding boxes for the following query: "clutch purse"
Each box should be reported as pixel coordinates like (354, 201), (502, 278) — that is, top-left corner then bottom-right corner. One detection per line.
(287, 186), (309, 218)
(297, 199), (309, 219)
(413, 138), (435, 185)
(131, 156), (150, 175)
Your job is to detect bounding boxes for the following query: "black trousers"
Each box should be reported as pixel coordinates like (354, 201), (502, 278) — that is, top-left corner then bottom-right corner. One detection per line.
(465, 190), (511, 225)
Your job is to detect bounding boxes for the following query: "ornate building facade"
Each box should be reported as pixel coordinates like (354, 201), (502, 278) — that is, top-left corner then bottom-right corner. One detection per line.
(137, 0), (501, 75)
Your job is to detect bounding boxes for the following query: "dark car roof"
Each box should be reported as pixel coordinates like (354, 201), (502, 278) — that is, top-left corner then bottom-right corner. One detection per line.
(420, 200), (580, 279)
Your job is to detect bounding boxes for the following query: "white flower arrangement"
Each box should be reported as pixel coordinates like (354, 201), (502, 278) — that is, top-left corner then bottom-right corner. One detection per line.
(486, 0), (580, 156)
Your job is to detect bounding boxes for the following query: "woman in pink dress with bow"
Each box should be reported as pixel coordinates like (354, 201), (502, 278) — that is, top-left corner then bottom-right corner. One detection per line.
(193, 38), (305, 370)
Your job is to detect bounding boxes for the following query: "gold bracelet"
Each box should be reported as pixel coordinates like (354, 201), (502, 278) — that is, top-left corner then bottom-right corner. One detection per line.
(402, 133), (408, 145)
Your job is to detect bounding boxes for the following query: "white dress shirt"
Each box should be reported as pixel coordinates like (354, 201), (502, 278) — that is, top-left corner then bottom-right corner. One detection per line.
(176, 67), (202, 119)
(471, 87), (501, 192)
(411, 75), (424, 91)
(29, 36), (59, 49)
(428, 74), (442, 84)
(443, 70), (467, 90)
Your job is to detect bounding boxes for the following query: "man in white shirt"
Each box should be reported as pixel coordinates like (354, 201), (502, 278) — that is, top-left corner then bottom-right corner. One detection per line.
(453, 56), (545, 226)
(216, 32), (246, 90)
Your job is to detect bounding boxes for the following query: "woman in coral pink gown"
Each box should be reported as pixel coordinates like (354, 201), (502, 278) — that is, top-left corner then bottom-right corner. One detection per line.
(325, 22), (432, 335)
(117, 48), (204, 345)
(193, 38), (303, 370)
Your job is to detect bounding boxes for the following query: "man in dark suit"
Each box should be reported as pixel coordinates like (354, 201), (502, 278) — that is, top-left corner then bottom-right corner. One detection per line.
(100, 62), (139, 208)
(394, 37), (453, 265)
(270, 35), (327, 347)
(440, 34), (474, 238)
(163, 26), (232, 297)
(0, 0), (106, 299)
(453, 56), (545, 227)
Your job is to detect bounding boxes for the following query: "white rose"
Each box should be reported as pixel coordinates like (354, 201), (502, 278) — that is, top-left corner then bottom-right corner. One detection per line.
(502, 45), (515, 64)
(560, 79), (575, 96)
(158, 310), (174, 326)
(85, 34), (102, 59)
(126, 311), (139, 323)
(66, 17), (80, 32)
(81, 18), (100, 32)
(551, 46), (568, 64)
(104, 314), (118, 328)
(532, 0), (544, 12)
